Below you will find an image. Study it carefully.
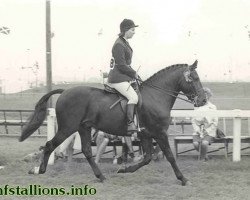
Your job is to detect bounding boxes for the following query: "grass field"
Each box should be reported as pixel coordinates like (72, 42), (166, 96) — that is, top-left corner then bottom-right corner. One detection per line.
(0, 137), (250, 200)
(1, 82), (250, 199)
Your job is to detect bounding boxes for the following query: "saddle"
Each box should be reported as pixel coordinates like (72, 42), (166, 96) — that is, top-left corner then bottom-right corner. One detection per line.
(103, 83), (143, 131)
(104, 83), (142, 111)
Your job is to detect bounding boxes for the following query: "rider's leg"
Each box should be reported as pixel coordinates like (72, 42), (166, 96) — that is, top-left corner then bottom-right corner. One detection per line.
(126, 104), (137, 132)
(108, 82), (138, 135)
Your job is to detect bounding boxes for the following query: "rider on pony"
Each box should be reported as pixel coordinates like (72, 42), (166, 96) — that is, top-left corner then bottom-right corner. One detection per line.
(107, 19), (140, 135)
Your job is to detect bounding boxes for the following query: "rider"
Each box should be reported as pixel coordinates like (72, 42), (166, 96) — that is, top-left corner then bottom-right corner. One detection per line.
(107, 19), (140, 135)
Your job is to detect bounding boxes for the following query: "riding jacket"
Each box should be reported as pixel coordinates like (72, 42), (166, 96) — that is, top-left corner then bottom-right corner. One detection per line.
(108, 36), (137, 83)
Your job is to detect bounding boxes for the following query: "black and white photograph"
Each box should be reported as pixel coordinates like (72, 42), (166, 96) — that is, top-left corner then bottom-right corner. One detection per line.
(1, 0), (250, 199)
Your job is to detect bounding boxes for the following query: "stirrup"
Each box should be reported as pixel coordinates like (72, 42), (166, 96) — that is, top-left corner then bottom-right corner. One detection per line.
(127, 122), (137, 131)
(137, 126), (145, 132)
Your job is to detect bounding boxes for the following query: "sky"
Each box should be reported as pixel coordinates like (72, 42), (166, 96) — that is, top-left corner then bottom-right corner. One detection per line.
(0, 0), (250, 93)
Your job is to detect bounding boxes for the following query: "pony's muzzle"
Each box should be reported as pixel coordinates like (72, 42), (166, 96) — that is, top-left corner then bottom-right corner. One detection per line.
(193, 96), (207, 107)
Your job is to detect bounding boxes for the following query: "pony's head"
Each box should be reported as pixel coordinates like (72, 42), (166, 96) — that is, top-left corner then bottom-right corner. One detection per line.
(179, 60), (207, 107)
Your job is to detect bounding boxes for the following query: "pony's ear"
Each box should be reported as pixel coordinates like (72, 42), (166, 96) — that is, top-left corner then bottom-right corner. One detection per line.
(190, 60), (198, 70)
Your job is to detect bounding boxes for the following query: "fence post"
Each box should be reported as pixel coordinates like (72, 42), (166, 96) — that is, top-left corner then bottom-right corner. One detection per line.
(223, 118), (226, 134)
(233, 117), (241, 162)
(47, 108), (56, 165)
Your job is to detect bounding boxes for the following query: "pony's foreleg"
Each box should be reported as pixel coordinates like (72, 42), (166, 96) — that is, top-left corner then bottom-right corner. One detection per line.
(117, 135), (152, 173)
(78, 125), (106, 182)
(29, 130), (71, 175)
(154, 133), (190, 186)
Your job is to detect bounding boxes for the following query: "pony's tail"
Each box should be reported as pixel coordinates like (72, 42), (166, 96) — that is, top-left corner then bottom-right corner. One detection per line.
(19, 89), (64, 142)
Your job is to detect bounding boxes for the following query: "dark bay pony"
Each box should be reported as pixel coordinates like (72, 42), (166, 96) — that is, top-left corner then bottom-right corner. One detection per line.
(19, 60), (206, 186)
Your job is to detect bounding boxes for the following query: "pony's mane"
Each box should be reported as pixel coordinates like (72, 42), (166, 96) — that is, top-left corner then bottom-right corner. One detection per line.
(144, 63), (188, 84)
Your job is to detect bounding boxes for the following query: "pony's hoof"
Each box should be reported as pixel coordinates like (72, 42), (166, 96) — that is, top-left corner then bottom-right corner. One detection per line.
(185, 181), (192, 186)
(181, 180), (192, 186)
(96, 174), (106, 182)
(28, 169), (35, 174)
(28, 167), (40, 175)
(99, 176), (106, 182)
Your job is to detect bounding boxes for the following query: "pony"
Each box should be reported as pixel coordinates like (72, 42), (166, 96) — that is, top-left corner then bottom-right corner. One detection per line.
(19, 60), (206, 186)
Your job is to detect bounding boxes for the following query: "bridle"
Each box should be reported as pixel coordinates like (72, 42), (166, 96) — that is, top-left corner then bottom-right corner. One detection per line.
(183, 67), (204, 105)
(140, 67), (202, 105)
(142, 82), (194, 104)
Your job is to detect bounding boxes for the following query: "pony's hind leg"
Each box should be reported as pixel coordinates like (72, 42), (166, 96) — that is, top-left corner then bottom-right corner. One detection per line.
(78, 125), (106, 182)
(28, 129), (72, 175)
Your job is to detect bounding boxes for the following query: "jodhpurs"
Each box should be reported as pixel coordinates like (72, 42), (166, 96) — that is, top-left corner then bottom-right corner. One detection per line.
(108, 81), (138, 104)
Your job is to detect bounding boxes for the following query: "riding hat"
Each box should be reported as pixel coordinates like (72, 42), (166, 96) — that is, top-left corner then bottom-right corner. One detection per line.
(119, 19), (138, 36)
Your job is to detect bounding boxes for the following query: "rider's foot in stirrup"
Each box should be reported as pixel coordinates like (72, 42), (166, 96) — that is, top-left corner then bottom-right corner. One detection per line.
(127, 122), (138, 132)
(137, 127), (145, 132)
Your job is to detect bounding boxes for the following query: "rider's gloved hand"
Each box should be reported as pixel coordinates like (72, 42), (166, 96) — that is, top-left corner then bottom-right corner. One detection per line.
(135, 73), (143, 83)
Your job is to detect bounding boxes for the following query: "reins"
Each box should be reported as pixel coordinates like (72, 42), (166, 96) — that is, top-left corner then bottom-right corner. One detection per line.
(141, 82), (194, 104)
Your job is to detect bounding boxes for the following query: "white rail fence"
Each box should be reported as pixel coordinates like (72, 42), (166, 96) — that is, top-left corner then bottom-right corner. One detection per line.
(1, 109), (249, 164)
(47, 109), (250, 164)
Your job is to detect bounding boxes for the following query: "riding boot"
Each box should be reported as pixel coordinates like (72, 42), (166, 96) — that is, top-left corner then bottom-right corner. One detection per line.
(126, 104), (138, 134)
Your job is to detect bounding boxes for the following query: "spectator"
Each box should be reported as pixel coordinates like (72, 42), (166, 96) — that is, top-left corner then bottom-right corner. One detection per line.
(57, 132), (80, 161)
(56, 128), (143, 164)
(94, 131), (115, 164)
(152, 143), (163, 161)
(96, 133), (143, 164)
(192, 87), (218, 161)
